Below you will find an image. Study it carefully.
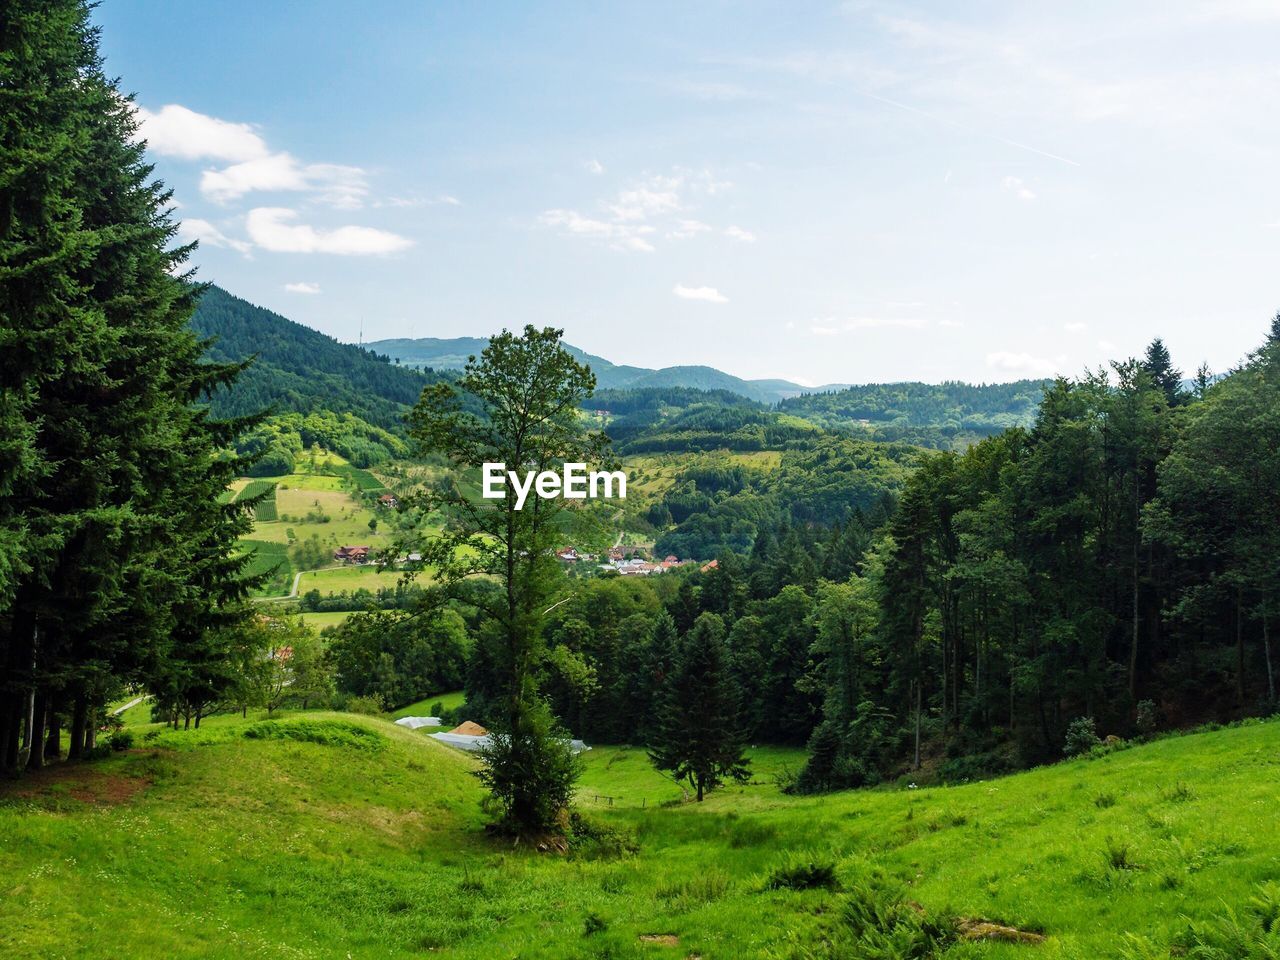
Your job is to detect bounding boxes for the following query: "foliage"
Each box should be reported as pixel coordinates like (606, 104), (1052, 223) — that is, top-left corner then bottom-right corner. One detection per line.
(648, 613), (751, 801)
(407, 325), (609, 834)
(1064, 717), (1102, 757)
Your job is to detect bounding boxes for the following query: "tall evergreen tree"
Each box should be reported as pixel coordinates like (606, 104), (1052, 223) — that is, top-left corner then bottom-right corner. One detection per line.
(648, 613), (750, 801)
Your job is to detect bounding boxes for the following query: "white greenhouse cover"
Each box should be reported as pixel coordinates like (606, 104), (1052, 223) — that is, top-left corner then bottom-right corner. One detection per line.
(429, 733), (591, 754)
(394, 716), (442, 729)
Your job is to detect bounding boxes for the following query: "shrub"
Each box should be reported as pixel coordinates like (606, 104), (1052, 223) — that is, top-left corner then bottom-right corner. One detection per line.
(242, 718), (386, 751)
(567, 810), (637, 859)
(1103, 836), (1141, 872)
(582, 912), (607, 936)
(655, 870), (731, 909)
(110, 730), (134, 752)
(345, 694), (386, 716)
(1135, 700), (1158, 737)
(838, 876), (956, 957)
(1095, 791), (1117, 809)
(1064, 717), (1101, 757)
(766, 851), (841, 891)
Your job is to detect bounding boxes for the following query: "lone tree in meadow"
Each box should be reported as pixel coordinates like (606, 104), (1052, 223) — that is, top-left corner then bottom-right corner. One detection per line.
(649, 612), (750, 801)
(407, 326), (610, 835)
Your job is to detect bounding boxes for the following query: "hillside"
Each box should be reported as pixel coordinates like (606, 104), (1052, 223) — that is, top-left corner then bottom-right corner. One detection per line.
(191, 286), (442, 431)
(368, 335), (842, 403)
(778, 378), (1048, 438)
(4, 711), (1279, 958)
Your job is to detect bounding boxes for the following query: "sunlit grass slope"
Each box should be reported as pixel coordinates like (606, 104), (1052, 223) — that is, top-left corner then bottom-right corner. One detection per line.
(3, 713), (1279, 958)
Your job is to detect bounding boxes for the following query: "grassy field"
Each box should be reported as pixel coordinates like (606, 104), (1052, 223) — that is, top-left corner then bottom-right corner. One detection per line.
(4, 711), (1280, 958)
(391, 691), (468, 719)
(295, 564), (394, 593)
(294, 610), (356, 631)
(233, 448), (401, 598)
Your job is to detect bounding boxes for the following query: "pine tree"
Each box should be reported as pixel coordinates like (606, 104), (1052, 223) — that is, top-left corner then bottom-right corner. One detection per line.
(1142, 337), (1184, 406)
(648, 613), (750, 801)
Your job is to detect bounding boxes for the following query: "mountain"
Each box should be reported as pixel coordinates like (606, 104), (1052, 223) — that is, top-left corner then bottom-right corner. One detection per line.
(367, 336), (842, 404)
(191, 291), (1045, 439)
(191, 287), (443, 431)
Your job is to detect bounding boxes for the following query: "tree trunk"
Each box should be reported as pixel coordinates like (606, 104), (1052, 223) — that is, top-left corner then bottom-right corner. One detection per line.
(1264, 606), (1275, 703)
(913, 681), (922, 771)
(696, 777), (704, 802)
(1128, 498), (1140, 699)
(0, 695), (18, 774)
(26, 692), (48, 771)
(1236, 587), (1246, 706)
(44, 704), (61, 763)
(68, 696), (88, 760)
(84, 719), (96, 753)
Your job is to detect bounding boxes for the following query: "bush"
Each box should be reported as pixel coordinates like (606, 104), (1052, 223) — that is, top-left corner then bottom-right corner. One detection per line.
(243, 718), (386, 751)
(766, 851), (841, 891)
(838, 875), (956, 956)
(566, 810), (637, 859)
(1135, 699), (1158, 737)
(110, 730), (134, 752)
(345, 694), (387, 716)
(1064, 716), (1101, 757)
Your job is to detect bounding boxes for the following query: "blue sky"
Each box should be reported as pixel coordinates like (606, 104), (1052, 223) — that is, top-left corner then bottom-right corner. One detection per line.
(98, 1), (1280, 385)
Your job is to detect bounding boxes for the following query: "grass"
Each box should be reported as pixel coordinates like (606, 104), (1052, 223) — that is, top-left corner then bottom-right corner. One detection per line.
(235, 479), (279, 522)
(239, 539), (293, 596)
(391, 691), (467, 719)
(295, 610), (356, 631)
(295, 564), (391, 592)
(4, 713), (1280, 957)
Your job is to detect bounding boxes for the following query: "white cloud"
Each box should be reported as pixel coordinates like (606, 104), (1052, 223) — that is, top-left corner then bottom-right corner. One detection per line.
(538, 209), (655, 252)
(673, 284), (729, 304)
(986, 350), (1064, 376)
(539, 168), (736, 253)
(847, 315), (928, 329)
(724, 224), (757, 243)
(135, 104), (267, 163)
(1002, 176), (1037, 201)
(607, 175), (684, 221)
(938, 318), (965, 328)
(201, 155), (367, 207)
(809, 315), (929, 333)
(1064, 321), (1088, 333)
(137, 103), (371, 208)
(375, 194), (461, 209)
(246, 208), (412, 255)
(584, 158), (605, 175)
(668, 219), (713, 240)
(177, 217), (252, 255)
(284, 282), (321, 294)
(1098, 338), (1118, 353)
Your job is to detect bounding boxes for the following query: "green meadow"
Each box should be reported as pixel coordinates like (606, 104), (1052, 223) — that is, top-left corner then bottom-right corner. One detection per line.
(4, 710), (1279, 959)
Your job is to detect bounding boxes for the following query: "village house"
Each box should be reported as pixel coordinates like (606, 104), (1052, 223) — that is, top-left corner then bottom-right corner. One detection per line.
(334, 545), (371, 564)
(377, 493), (399, 509)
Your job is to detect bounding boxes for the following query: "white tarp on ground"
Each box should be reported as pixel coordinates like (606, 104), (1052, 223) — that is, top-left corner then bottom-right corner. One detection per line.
(394, 716), (442, 729)
(429, 733), (591, 754)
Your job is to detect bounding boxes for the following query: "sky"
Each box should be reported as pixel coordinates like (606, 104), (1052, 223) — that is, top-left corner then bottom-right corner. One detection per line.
(97, 1), (1280, 386)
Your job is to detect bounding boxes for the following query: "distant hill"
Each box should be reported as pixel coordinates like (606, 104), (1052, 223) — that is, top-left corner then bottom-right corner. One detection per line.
(367, 336), (844, 404)
(191, 287), (443, 431)
(192, 291), (1047, 441)
(778, 379), (1048, 439)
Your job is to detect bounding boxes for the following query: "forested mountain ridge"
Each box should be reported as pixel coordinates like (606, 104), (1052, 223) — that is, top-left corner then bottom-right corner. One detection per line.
(370, 334), (847, 402)
(778, 378), (1048, 440)
(191, 286), (446, 431)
